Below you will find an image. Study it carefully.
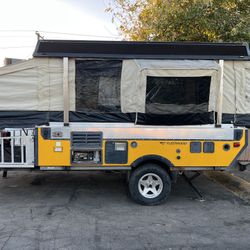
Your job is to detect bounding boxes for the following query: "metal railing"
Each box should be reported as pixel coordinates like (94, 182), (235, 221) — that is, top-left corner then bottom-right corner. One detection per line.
(0, 129), (34, 168)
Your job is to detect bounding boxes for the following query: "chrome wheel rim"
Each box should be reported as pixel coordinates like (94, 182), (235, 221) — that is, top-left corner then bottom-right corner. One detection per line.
(138, 173), (163, 199)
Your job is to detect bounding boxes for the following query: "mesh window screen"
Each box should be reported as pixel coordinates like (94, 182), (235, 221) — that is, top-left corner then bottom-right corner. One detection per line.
(146, 76), (211, 114)
(75, 60), (122, 112)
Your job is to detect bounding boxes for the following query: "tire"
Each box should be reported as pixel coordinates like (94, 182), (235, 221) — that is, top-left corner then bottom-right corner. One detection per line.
(128, 163), (171, 205)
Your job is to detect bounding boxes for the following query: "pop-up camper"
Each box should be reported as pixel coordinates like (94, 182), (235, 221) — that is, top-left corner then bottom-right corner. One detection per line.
(0, 40), (249, 205)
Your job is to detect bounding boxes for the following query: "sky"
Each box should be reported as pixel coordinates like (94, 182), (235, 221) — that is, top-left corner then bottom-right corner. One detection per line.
(0, 0), (121, 66)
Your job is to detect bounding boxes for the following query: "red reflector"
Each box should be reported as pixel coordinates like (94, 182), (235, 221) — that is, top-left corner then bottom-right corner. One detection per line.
(233, 142), (240, 147)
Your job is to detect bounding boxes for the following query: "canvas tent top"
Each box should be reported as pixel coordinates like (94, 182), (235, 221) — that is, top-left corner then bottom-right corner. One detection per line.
(33, 40), (250, 60)
(0, 40), (250, 128)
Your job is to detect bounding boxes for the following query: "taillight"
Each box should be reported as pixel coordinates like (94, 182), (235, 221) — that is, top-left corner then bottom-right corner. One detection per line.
(233, 142), (240, 148)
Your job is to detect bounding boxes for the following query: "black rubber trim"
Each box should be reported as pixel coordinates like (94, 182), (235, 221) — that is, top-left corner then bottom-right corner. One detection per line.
(130, 155), (175, 180)
(234, 129), (243, 141)
(41, 127), (51, 140)
(229, 129), (248, 168)
(34, 128), (39, 167)
(131, 155), (174, 169)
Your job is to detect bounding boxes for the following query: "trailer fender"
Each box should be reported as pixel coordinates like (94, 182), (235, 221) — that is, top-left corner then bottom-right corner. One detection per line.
(130, 155), (177, 181)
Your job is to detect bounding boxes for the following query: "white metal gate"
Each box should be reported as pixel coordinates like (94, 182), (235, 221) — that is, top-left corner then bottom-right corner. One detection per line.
(0, 129), (34, 169)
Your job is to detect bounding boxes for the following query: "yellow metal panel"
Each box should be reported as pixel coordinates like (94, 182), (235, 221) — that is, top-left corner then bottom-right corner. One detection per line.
(103, 130), (246, 168)
(37, 127), (246, 169)
(127, 140), (241, 167)
(38, 128), (71, 166)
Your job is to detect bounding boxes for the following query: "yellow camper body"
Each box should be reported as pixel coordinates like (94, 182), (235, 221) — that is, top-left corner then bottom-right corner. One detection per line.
(36, 123), (247, 171)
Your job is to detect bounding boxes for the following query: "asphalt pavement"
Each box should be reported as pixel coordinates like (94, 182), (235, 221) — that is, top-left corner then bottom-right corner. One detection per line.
(0, 171), (249, 250)
(233, 168), (250, 183)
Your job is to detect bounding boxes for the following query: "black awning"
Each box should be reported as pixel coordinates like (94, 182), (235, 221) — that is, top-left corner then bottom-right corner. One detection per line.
(33, 39), (250, 60)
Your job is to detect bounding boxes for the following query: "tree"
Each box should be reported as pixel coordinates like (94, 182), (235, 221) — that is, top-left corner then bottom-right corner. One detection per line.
(107, 0), (250, 42)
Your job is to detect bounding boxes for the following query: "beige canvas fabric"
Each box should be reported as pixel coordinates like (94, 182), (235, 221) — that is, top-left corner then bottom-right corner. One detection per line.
(223, 61), (250, 114)
(0, 57), (249, 117)
(121, 59), (220, 113)
(0, 58), (75, 111)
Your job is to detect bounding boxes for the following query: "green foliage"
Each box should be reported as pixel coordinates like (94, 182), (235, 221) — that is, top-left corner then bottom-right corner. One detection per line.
(107, 0), (250, 42)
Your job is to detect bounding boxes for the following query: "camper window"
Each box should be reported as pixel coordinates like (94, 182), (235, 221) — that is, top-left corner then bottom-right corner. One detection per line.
(75, 60), (122, 112)
(145, 76), (211, 114)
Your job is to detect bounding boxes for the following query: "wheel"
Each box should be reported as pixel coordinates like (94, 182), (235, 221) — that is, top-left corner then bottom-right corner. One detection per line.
(128, 163), (171, 205)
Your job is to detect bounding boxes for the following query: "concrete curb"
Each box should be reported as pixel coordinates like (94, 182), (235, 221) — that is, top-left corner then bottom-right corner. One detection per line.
(204, 171), (250, 203)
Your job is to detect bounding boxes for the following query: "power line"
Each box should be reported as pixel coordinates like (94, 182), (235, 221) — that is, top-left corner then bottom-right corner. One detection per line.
(0, 35), (35, 37)
(0, 30), (35, 32)
(39, 30), (120, 39)
(0, 30), (120, 39)
(0, 46), (34, 49)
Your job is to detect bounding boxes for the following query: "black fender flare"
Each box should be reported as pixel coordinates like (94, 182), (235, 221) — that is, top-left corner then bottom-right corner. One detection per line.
(130, 155), (177, 181)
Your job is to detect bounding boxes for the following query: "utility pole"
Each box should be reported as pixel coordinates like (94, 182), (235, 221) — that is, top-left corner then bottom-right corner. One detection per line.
(35, 31), (44, 41)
